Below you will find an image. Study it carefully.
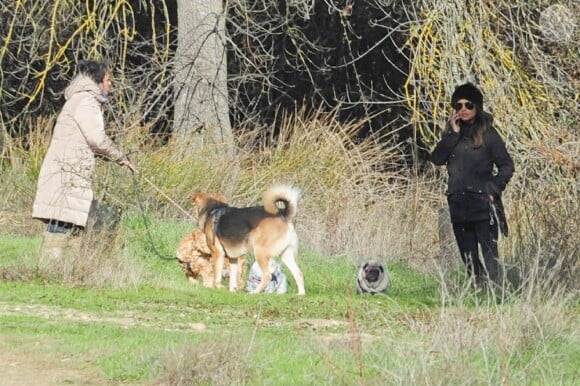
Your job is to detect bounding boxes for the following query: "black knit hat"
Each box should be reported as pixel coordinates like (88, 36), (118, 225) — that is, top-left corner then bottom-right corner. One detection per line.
(451, 82), (484, 109)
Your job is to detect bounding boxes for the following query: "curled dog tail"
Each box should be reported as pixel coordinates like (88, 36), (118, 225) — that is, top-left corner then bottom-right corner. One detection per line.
(263, 183), (300, 219)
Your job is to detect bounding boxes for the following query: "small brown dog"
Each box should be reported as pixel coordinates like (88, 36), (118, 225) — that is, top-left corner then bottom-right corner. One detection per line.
(176, 229), (215, 287)
(176, 229), (246, 288)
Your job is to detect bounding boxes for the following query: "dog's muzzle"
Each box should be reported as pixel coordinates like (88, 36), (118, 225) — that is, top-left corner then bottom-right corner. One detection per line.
(356, 261), (390, 295)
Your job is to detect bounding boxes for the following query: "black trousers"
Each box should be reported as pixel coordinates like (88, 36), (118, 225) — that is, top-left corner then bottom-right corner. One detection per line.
(452, 219), (500, 282)
(45, 219), (81, 234)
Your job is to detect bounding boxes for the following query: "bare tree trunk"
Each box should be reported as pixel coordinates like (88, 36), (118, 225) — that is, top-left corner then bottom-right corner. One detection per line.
(174, 0), (232, 147)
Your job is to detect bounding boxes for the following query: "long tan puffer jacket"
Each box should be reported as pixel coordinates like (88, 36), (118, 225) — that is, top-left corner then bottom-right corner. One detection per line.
(32, 75), (126, 227)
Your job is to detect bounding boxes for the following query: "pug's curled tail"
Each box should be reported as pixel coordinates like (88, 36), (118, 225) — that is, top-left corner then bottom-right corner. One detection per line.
(263, 184), (301, 219)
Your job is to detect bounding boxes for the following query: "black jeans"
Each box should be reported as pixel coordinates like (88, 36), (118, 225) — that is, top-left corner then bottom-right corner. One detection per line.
(46, 220), (82, 235)
(452, 219), (500, 282)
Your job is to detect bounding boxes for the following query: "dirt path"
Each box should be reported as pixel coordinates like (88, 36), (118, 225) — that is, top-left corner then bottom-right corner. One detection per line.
(0, 302), (360, 385)
(0, 302), (207, 385)
(0, 340), (103, 386)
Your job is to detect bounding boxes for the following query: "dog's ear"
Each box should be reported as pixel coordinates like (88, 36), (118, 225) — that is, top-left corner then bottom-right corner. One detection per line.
(191, 192), (202, 206)
(191, 193), (204, 217)
(192, 192), (228, 205)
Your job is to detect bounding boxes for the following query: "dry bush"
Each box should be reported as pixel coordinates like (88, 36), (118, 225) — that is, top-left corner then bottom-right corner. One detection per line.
(0, 230), (142, 288)
(0, 261), (38, 282)
(154, 340), (253, 386)
(234, 108), (416, 259)
(32, 232), (143, 288)
(504, 180), (579, 297)
(129, 107), (439, 264)
(0, 144), (45, 237)
(383, 299), (576, 384)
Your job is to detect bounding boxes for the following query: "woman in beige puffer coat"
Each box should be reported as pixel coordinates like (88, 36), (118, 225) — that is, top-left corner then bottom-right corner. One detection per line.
(32, 60), (134, 238)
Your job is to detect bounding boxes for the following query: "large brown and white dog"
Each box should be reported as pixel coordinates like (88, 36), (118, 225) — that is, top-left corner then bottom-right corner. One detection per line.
(192, 184), (305, 295)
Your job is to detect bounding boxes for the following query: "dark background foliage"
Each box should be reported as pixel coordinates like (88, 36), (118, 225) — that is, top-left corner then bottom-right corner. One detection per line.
(1, 0), (417, 158)
(226, 1), (411, 138)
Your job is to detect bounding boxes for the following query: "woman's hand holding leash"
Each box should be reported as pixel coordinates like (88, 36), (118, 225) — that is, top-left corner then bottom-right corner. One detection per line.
(120, 159), (137, 174)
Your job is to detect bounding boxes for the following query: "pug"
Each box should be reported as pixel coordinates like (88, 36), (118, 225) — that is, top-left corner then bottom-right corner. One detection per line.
(356, 261), (390, 295)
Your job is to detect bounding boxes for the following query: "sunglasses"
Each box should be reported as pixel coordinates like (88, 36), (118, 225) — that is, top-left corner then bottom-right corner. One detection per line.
(454, 101), (475, 111)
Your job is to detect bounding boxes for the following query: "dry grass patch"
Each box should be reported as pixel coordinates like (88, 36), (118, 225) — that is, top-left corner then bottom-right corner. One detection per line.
(154, 340), (254, 386)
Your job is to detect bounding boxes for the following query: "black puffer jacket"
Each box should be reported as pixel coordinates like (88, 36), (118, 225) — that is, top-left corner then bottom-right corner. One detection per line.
(430, 122), (514, 223)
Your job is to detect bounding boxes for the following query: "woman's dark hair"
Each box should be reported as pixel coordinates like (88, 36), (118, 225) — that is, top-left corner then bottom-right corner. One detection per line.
(77, 60), (108, 84)
(470, 106), (493, 148)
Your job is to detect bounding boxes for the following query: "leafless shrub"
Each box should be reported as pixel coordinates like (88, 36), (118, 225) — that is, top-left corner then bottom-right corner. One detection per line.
(504, 179), (579, 296)
(153, 340), (253, 386)
(30, 231), (143, 288)
(0, 0), (173, 138)
(0, 262), (38, 282)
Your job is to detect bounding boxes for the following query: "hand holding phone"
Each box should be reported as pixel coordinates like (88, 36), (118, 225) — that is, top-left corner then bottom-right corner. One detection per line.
(450, 113), (461, 133)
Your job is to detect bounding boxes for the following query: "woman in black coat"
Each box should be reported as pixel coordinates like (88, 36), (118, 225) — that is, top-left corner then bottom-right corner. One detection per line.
(430, 83), (514, 285)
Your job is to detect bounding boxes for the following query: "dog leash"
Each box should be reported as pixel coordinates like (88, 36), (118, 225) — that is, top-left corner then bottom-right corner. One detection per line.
(140, 175), (194, 220)
(129, 169), (186, 261)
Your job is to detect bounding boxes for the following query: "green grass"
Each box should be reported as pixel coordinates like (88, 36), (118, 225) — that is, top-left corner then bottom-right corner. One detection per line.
(0, 274), (436, 384)
(0, 221), (444, 384)
(0, 221), (577, 384)
(0, 234), (42, 260)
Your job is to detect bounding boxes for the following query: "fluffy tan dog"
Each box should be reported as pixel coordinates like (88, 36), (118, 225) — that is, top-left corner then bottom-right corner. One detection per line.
(176, 229), (215, 287)
(176, 229), (245, 288)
